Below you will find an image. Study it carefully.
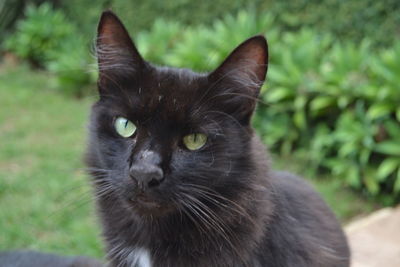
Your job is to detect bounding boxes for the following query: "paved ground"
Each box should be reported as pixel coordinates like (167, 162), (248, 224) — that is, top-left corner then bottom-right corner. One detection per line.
(345, 206), (400, 267)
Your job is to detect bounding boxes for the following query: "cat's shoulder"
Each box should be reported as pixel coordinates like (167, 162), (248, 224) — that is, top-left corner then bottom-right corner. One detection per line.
(270, 170), (315, 193)
(269, 170), (325, 206)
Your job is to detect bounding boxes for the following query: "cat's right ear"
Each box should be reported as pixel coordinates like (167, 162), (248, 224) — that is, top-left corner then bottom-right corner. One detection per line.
(96, 11), (144, 90)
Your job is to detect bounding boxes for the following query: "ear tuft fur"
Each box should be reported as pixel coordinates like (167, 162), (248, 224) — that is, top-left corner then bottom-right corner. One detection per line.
(207, 35), (268, 124)
(210, 35), (268, 96)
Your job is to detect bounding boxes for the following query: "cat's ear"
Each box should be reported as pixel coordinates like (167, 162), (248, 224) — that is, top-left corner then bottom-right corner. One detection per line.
(208, 35), (268, 124)
(96, 11), (144, 88)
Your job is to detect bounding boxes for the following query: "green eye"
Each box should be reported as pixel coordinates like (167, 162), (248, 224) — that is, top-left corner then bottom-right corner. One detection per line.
(114, 117), (136, 137)
(183, 133), (207, 150)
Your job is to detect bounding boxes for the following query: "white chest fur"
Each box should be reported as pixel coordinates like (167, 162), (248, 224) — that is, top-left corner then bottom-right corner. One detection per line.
(125, 247), (152, 267)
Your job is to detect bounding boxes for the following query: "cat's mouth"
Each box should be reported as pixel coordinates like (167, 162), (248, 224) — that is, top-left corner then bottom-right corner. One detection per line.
(125, 193), (173, 216)
(129, 194), (161, 209)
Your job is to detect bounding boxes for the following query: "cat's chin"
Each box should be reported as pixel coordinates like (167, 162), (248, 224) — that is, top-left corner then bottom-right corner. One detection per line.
(125, 193), (174, 217)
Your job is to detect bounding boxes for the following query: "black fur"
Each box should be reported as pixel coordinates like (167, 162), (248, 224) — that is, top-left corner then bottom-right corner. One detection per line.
(83, 11), (350, 267)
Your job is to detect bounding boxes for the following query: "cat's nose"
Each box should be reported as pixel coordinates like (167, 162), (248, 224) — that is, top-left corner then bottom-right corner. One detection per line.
(129, 163), (164, 191)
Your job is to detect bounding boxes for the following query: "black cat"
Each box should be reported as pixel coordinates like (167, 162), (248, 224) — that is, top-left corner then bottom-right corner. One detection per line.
(0, 10), (350, 267)
(85, 11), (350, 267)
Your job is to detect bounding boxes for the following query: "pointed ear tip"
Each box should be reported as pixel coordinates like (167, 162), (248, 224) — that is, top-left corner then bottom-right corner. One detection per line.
(100, 10), (117, 19)
(98, 10), (120, 29)
(249, 35), (268, 51)
(98, 10), (112, 31)
(97, 10), (128, 39)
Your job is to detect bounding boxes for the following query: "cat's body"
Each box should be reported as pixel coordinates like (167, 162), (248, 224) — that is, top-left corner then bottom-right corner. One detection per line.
(85, 11), (350, 267)
(0, 10), (350, 267)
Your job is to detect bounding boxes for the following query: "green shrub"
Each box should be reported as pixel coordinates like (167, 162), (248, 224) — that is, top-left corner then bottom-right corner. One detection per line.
(57, 0), (400, 48)
(270, 0), (400, 47)
(256, 29), (333, 153)
(60, 0), (266, 35)
(137, 11), (278, 72)
(45, 36), (96, 97)
(136, 19), (184, 64)
(3, 3), (75, 67)
(4, 3), (96, 97)
(3, 0), (399, 52)
(0, 0), (57, 47)
(256, 34), (400, 204)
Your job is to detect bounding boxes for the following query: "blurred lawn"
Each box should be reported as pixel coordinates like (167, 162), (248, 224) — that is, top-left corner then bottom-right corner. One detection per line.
(0, 65), (103, 258)
(0, 64), (377, 257)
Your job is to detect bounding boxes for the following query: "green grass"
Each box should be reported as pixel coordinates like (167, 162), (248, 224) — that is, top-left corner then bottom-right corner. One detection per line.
(0, 65), (102, 258)
(0, 65), (377, 258)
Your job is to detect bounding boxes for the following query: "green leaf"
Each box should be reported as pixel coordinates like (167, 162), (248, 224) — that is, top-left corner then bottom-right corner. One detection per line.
(363, 174), (379, 195)
(337, 96), (350, 109)
(367, 103), (392, 120)
(338, 142), (357, 157)
(396, 107), (400, 122)
(294, 95), (307, 109)
(268, 67), (291, 85)
(374, 141), (400, 156)
(266, 87), (293, 103)
(293, 110), (306, 129)
(347, 166), (361, 188)
(310, 96), (335, 112)
(377, 158), (400, 181)
(394, 169), (400, 193)
(359, 148), (371, 166)
(383, 120), (400, 137)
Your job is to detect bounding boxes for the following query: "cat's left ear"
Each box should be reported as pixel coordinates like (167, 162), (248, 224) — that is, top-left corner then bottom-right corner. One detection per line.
(208, 36), (268, 124)
(96, 11), (144, 88)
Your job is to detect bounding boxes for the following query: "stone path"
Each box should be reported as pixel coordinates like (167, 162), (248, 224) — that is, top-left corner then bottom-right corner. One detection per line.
(345, 206), (400, 267)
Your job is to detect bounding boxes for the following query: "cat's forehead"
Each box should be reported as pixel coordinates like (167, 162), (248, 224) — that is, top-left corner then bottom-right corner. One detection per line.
(150, 66), (205, 93)
(129, 66), (209, 124)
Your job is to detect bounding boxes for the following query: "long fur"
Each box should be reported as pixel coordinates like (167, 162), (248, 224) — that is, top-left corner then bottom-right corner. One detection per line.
(84, 11), (350, 267)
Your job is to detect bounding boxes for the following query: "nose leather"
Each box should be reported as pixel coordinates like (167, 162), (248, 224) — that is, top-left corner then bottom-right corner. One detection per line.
(130, 163), (164, 190)
(130, 150), (164, 191)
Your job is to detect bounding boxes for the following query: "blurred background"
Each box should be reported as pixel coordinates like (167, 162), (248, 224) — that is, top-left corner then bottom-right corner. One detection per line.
(0, 0), (399, 260)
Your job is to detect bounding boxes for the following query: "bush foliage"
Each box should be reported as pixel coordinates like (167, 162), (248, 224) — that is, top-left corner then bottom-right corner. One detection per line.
(2, 0), (399, 47)
(3, 3), (75, 67)
(63, 0), (400, 47)
(3, 3), (95, 96)
(3, 5), (400, 204)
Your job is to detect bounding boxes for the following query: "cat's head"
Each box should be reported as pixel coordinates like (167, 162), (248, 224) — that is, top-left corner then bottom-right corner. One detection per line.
(86, 11), (268, 218)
